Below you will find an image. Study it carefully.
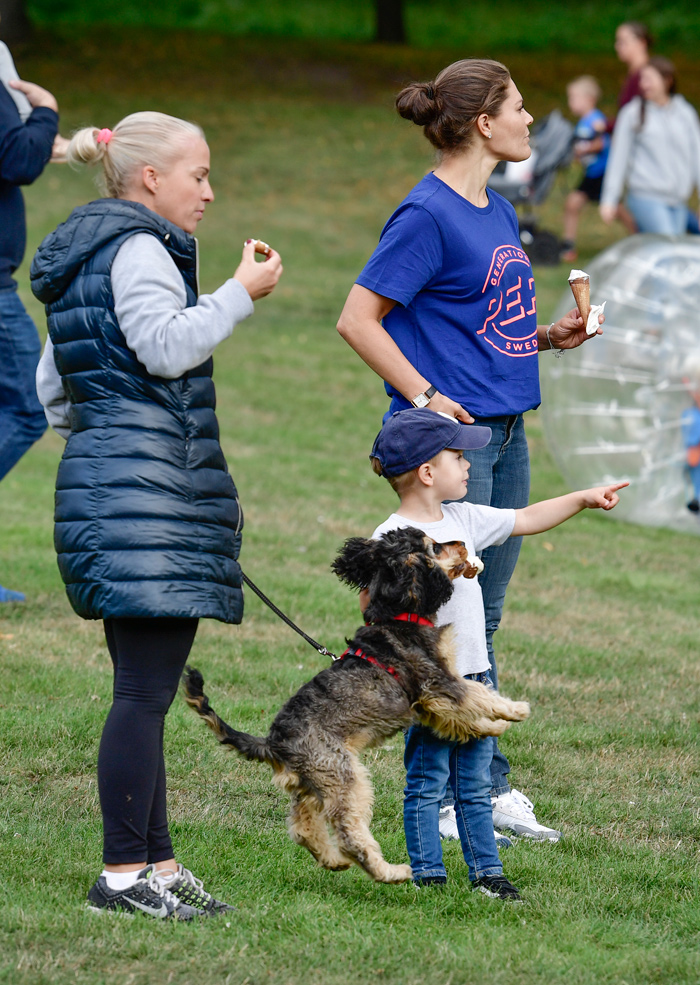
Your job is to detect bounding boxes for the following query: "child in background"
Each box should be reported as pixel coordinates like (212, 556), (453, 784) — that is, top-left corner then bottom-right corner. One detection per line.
(561, 76), (610, 263)
(370, 408), (627, 899)
(681, 355), (700, 513)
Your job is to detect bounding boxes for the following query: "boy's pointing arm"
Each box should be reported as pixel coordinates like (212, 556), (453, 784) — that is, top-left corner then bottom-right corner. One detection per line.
(511, 482), (629, 537)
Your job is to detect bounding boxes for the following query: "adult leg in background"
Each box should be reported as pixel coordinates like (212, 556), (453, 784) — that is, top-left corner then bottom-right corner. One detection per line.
(462, 414), (530, 796)
(99, 617), (199, 865)
(0, 286), (47, 480)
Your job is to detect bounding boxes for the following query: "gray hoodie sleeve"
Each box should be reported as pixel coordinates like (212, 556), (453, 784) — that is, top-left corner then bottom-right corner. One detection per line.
(36, 232), (255, 436)
(112, 233), (254, 378)
(600, 101), (636, 209)
(35, 336), (71, 438)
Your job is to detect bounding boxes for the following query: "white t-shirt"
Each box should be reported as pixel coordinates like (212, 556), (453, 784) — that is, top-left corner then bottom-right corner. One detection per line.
(372, 502), (516, 676)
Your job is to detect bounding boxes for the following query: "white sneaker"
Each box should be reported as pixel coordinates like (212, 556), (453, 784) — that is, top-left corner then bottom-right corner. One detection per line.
(491, 789), (563, 842)
(439, 805), (513, 850)
(438, 805), (460, 840)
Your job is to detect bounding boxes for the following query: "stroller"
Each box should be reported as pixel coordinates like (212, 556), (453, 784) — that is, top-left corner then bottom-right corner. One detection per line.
(488, 109), (574, 265)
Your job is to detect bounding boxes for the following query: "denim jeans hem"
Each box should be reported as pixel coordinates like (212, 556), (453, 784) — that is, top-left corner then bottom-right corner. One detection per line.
(411, 866), (447, 880)
(490, 781), (511, 797)
(472, 864), (503, 881)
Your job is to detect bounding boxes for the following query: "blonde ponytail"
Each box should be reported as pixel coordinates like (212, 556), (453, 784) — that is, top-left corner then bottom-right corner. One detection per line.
(66, 111), (204, 198)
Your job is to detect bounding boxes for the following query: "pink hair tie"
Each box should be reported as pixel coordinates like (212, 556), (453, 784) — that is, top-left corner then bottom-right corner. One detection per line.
(96, 128), (113, 145)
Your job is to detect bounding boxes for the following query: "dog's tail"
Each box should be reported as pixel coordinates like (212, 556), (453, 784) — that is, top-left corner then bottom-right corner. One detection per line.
(182, 666), (275, 765)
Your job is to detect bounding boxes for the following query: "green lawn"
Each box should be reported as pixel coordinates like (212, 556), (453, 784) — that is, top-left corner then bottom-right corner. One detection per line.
(25, 0), (700, 54)
(1, 29), (699, 985)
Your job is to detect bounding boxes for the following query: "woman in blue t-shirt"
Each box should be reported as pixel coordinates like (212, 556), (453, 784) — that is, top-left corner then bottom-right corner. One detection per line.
(337, 58), (600, 842)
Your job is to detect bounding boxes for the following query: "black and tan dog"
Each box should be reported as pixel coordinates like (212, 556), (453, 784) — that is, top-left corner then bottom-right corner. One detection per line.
(183, 527), (529, 884)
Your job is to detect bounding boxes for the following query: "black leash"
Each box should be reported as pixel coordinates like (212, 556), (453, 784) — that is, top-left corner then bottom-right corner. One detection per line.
(241, 571), (337, 661)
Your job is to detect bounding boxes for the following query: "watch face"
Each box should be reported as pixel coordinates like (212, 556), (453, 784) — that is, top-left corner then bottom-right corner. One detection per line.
(412, 392), (430, 408)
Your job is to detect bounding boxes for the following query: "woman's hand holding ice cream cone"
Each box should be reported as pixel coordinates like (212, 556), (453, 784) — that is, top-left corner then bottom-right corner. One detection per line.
(543, 307), (603, 352)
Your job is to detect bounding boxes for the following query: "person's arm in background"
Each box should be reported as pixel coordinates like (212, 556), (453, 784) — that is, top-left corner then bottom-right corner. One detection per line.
(599, 102), (635, 223)
(0, 80), (58, 184)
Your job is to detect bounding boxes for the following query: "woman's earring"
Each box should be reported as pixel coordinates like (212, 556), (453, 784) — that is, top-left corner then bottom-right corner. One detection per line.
(486, 131), (492, 139)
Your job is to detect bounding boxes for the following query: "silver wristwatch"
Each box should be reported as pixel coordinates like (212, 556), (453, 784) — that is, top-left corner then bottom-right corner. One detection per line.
(411, 385), (437, 409)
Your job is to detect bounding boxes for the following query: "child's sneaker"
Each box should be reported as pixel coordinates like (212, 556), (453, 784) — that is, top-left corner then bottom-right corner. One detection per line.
(413, 874), (447, 887)
(472, 874), (522, 901)
(155, 864), (235, 914)
(86, 865), (203, 919)
(492, 789), (563, 842)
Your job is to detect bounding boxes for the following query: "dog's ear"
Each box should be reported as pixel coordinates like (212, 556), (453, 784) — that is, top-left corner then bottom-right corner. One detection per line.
(331, 537), (378, 589)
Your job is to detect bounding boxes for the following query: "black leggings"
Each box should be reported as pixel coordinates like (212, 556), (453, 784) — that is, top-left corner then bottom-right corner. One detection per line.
(99, 617), (198, 865)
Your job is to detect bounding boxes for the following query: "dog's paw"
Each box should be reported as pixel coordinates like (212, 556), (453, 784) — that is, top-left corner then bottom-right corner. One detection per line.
(471, 717), (511, 737)
(505, 700), (530, 721)
(378, 863), (413, 884)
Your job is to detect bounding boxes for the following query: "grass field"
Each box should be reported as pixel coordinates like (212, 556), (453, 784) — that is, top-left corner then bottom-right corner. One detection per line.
(1, 28), (700, 985)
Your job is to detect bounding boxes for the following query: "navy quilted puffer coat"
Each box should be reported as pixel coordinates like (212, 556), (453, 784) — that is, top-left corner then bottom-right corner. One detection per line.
(30, 199), (244, 623)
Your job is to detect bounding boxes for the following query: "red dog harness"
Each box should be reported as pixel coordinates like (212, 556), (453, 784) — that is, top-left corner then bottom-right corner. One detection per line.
(339, 613), (435, 680)
(338, 646), (400, 679)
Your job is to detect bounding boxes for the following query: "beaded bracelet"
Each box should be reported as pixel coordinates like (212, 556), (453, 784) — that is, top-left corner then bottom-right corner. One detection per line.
(546, 323), (564, 359)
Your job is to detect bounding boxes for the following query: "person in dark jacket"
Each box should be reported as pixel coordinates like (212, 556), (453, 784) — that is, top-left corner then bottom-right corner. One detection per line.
(33, 111), (283, 919)
(0, 41), (64, 602)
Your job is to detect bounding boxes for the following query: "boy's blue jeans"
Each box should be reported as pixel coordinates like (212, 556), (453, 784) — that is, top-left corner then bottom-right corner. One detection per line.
(404, 673), (502, 883)
(0, 286), (47, 480)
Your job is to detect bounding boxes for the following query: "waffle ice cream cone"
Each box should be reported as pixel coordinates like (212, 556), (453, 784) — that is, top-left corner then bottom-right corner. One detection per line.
(569, 269), (590, 324)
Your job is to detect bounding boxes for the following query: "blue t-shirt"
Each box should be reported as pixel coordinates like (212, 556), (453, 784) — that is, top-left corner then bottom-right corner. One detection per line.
(575, 109), (610, 180)
(356, 173), (540, 418)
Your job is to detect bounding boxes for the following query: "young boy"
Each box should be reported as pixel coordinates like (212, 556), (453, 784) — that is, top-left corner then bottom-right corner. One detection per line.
(369, 408), (627, 900)
(561, 75), (610, 263)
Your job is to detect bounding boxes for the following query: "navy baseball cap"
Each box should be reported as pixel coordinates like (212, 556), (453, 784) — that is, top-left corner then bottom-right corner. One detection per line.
(370, 409), (492, 477)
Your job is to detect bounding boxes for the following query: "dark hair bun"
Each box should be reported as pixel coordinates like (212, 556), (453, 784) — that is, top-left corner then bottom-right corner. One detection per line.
(396, 82), (439, 127)
(394, 59), (511, 153)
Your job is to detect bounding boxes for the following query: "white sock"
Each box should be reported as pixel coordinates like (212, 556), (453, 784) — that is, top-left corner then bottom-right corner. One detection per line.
(102, 868), (144, 891)
(153, 867), (177, 887)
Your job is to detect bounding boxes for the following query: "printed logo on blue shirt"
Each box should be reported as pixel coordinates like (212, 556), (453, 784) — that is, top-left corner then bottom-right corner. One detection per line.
(479, 245), (538, 357)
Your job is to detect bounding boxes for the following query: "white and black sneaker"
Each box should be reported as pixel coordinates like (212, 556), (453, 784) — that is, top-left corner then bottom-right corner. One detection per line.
(86, 865), (203, 920)
(439, 805), (513, 850)
(492, 789), (563, 842)
(154, 864), (235, 914)
(438, 805), (460, 841)
(473, 874), (523, 902)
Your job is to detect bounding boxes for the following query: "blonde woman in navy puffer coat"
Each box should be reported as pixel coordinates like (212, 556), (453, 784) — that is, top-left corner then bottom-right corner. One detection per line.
(33, 111), (282, 919)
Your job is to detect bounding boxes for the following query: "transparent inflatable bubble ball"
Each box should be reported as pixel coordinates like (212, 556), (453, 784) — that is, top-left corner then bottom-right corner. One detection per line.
(541, 234), (700, 534)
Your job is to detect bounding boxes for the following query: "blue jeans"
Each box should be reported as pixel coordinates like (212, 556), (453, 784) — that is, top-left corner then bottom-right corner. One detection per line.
(463, 414), (530, 795)
(626, 194), (687, 235)
(0, 286), (47, 480)
(404, 673), (502, 883)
